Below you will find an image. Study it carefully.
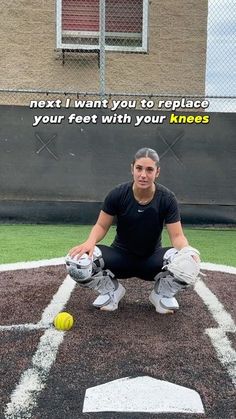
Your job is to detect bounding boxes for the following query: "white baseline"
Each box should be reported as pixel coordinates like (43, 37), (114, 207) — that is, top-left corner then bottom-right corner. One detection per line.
(3, 273), (76, 418)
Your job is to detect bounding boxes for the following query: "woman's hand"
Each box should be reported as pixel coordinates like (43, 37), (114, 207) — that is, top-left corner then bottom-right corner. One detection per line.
(69, 240), (96, 260)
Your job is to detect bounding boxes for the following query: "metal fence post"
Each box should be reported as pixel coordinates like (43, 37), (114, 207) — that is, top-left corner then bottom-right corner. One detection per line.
(99, 0), (106, 98)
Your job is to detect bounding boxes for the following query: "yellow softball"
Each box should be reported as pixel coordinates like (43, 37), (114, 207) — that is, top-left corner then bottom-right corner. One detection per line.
(53, 312), (74, 331)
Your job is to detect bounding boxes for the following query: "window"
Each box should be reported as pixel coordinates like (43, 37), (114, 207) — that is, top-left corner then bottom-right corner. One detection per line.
(56, 0), (149, 52)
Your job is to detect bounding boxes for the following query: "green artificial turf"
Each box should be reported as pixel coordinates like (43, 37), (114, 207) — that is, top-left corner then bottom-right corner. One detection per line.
(1, 224), (236, 266)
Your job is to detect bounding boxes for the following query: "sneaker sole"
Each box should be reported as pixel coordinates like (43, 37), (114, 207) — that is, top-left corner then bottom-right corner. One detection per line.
(149, 294), (176, 314)
(100, 287), (126, 312)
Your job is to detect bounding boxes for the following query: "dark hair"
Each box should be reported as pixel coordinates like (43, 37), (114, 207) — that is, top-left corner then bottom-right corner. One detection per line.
(133, 147), (160, 167)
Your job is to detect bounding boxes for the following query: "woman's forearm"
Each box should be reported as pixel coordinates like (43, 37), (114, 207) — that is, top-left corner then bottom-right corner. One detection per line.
(87, 223), (108, 245)
(171, 235), (189, 250)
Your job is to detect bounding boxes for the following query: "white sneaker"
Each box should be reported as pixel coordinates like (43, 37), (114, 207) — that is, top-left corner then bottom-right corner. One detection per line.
(149, 290), (179, 314)
(92, 283), (126, 311)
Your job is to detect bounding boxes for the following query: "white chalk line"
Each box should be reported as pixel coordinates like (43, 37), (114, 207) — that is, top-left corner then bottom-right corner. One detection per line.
(194, 279), (236, 387)
(1, 258), (236, 416)
(0, 323), (46, 332)
(0, 272), (75, 332)
(0, 257), (64, 272)
(5, 329), (66, 419)
(201, 262), (236, 275)
(0, 258), (235, 274)
(3, 275), (76, 419)
(0, 257), (66, 333)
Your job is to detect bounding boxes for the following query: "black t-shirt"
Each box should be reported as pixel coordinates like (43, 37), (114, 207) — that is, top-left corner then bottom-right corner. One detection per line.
(102, 181), (180, 257)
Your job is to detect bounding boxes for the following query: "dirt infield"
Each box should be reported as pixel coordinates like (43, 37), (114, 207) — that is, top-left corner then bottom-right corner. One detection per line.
(0, 264), (235, 418)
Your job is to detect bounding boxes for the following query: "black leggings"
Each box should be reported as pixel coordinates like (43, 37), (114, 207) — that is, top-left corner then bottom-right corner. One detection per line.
(98, 245), (172, 281)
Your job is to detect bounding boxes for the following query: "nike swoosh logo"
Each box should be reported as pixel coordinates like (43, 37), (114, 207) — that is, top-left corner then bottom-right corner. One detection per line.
(138, 209), (144, 212)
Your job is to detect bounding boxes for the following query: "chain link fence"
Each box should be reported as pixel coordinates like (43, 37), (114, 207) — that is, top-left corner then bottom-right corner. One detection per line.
(0, 0), (235, 111)
(205, 0), (236, 111)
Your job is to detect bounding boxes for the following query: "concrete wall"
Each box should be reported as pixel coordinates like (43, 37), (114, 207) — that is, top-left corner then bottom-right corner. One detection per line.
(0, 105), (235, 224)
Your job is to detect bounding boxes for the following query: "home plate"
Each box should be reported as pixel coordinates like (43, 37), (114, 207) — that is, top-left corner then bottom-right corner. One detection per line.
(83, 376), (205, 414)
